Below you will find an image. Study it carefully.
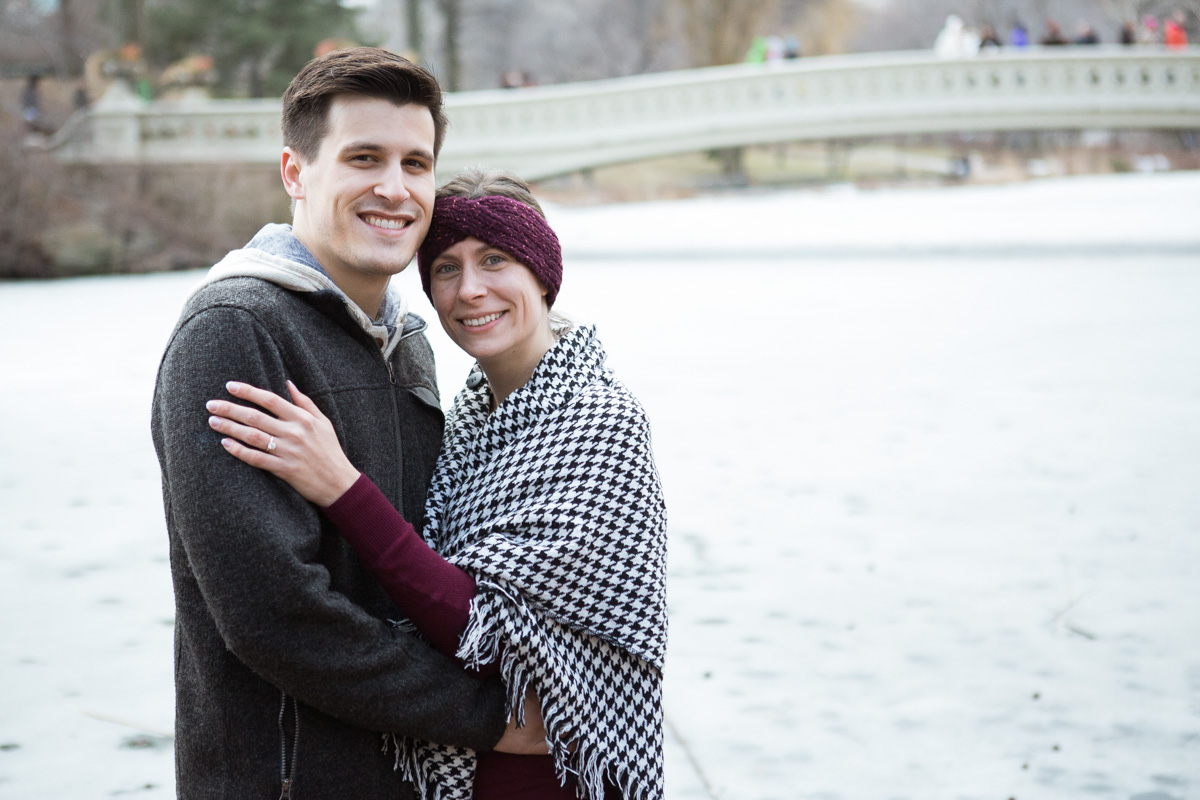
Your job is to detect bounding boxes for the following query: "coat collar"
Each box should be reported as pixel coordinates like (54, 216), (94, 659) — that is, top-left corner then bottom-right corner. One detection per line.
(188, 224), (413, 358)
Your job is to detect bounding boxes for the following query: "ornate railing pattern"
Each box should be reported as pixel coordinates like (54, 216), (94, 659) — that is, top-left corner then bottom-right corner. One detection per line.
(49, 47), (1200, 180)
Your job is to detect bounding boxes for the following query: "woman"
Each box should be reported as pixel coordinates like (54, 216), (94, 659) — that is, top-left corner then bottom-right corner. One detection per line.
(205, 169), (667, 800)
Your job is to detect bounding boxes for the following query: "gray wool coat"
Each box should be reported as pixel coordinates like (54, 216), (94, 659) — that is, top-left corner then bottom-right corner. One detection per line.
(151, 267), (507, 799)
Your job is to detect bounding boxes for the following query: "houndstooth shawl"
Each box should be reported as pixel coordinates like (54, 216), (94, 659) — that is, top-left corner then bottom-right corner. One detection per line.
(391, 325), (668, 800)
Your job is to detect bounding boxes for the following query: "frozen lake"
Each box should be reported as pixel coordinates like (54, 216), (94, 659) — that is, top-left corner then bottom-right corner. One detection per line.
(1, 173), (1198, 799)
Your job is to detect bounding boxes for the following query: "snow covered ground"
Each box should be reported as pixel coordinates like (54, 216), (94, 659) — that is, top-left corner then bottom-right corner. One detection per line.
(1, 172), (1198, 799)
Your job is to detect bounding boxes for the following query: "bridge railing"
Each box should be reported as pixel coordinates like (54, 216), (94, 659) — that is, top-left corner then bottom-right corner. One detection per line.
(47, 81), (284, 166)
(46, 47), (1200, 180)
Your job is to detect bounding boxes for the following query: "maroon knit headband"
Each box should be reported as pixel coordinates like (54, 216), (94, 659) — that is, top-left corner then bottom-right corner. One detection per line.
(417, 195), (563, 307)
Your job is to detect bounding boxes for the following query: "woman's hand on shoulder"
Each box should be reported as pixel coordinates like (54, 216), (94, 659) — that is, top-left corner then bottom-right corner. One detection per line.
(206, 380), (360, 507)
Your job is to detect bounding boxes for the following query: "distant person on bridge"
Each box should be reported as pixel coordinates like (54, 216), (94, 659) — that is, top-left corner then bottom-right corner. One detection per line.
(153, 47), (541, 799)
(1139, 15), (1161, 44)
(765, 34), (787, 62)
(1009, 20), (1030, 48)
(72, 80), (90, 112)
(745, 35), (768, 63)
(1040, 20), (1070, 46)
(979, 24), (1003, 51)
(1074, 23), (1101, 45)
(20, 75), (46, 135)
(205, 167), (668, 800)
(935, 15), (981, 58)
(1165, 12), (1189, 48)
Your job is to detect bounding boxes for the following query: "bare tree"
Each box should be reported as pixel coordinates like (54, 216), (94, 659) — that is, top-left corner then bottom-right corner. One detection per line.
(113, 0), (145, 46)
(659, 0), (844, 66)
(0, 0), (110, 76)
(433, 0), (680, 89)
(672, 0), (781, 66)
(438, 0), (461, 90)
(629, 0), (668, 73)
(58, 0), (84, 73)
(406, 0), (424, 57)
(1090, 0), (1200, 24)
(791, 0), (860, 55)
(1092, 0), (1151, 21)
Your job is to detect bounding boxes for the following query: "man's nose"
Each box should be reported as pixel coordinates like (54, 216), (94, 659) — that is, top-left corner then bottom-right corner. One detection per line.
(374, 162), (411, 204)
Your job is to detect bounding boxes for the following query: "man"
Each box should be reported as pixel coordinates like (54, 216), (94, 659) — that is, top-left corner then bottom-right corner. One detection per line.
(152, 48), (524, 798)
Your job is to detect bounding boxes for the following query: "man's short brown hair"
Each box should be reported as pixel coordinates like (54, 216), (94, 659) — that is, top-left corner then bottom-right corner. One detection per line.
(282, 47), (448, 162)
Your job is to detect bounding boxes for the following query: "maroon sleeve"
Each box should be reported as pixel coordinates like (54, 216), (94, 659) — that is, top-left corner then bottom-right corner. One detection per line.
(324, 474), (496, 675)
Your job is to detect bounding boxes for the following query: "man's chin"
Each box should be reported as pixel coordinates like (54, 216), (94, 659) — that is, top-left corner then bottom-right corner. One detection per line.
(355, 246), (418, 276)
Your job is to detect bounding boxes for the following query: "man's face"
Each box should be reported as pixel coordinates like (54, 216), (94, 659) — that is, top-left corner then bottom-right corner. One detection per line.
(284, 95), (436, 292)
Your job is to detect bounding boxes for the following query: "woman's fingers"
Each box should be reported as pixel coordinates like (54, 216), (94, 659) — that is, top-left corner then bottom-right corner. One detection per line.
(226, 381), (302, 421)
(208, 413), (277, 452)
(219, 435), (286, 477)
(205, 398), (285, 437)
(287, 380), (331, 424)
(208, 378), (319, 436)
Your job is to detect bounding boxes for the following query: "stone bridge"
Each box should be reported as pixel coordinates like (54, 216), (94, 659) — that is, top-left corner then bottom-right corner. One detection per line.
(47, 47), (1200, 181)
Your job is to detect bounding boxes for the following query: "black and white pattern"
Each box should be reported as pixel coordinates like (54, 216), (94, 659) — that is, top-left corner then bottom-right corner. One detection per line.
(393, 325), (667, 800)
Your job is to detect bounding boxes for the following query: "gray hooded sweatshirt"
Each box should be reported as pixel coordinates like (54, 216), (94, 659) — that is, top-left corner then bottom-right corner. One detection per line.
(151, 224), (506, 799)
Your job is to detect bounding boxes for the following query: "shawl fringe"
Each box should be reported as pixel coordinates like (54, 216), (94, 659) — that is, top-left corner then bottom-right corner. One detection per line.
(458, 586), (657, 800)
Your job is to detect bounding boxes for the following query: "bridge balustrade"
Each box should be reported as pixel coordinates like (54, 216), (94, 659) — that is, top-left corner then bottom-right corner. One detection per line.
(46, 47), (1200, 180)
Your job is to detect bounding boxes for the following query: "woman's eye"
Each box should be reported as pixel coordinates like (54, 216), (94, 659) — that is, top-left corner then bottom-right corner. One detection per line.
(483, 254), (506, 267)
(434, 262), (457, 275)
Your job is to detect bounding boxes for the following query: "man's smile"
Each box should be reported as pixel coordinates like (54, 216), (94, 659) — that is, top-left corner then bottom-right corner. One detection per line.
(361, 213), (414, 231)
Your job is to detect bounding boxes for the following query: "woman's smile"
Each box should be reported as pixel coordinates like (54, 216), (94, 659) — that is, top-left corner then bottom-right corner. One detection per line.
(460, 311), (506, 328)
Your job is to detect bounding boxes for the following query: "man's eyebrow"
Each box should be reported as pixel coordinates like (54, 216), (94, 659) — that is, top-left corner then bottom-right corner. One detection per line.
(338, 141), (434, 162)
(338, 140), (385, 154)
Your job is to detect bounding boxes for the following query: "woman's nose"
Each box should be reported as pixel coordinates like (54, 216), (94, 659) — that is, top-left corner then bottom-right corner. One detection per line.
(457, 265), (486, 299)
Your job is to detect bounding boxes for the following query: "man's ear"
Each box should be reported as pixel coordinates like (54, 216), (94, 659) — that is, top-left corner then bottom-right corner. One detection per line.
(281, 147), (305, 201)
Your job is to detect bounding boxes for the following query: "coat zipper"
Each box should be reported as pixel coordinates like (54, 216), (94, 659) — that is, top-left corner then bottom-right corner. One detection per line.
(278, 691), (299, 799)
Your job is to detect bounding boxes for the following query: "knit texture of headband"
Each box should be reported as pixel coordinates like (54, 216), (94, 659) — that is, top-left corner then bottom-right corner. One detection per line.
(417, 195), (563, 307)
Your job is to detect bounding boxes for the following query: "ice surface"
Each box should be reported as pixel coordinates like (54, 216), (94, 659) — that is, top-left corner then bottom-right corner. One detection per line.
(1, 172), (1198, 799)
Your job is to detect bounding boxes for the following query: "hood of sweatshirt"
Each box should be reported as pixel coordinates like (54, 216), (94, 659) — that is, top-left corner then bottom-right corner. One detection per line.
(189, 223), (421, 360)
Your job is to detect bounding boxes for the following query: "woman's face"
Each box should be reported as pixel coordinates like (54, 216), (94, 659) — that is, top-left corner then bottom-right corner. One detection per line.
(429, 236), (553, 373)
